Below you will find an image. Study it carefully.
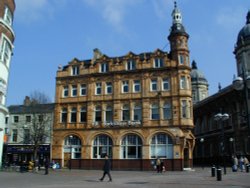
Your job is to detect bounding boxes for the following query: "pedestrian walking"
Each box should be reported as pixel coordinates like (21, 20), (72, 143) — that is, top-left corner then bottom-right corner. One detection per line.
(239, 156), (244, 172)
(232, 155), (238, 172)
(244, 157), (249, 167)
(44, 157), (49, 175)
(156, 158), (161, 173)
(99, 155), (112, 182)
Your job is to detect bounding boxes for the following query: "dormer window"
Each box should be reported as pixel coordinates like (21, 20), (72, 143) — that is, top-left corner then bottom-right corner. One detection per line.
(154, 58), (163, 68)
(100, 63), (109, 73)
(3, 6), (13, 26)
(72, 66), (79, 75)
(126, 60), (135, 70)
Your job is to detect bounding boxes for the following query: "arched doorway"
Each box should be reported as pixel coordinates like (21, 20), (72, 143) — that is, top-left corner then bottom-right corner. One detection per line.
(63, 135), (82, 168)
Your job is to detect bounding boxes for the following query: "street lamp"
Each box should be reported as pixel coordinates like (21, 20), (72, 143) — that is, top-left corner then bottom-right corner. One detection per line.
(200, 138), (204, 169)
(69, 135), (73, 170)
(229, 137), (235, 156)
(214, 113), (229, 175)
(233, 75), (250, 153)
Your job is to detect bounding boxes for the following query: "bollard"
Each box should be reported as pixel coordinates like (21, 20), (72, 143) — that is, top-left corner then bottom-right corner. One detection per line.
(211, 165), (216, 177)
(217, 167), (222, 181)
(246, 165), (249, 173)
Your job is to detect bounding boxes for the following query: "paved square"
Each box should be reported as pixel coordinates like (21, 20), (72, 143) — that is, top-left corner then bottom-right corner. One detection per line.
(0, 168), (250, 188)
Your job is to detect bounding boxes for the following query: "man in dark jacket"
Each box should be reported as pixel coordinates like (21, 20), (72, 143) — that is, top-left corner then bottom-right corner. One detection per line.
(44, 157), (49, 175)
(99, 155), (112, 182)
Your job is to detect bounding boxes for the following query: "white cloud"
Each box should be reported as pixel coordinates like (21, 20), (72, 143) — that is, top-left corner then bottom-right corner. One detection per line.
(82, 0), (141, 32)
(15, 0), (66, 24)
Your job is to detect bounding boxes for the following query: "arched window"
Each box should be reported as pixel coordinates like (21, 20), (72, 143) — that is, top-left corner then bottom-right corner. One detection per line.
(70, 107), (77, 123)
(80, 107), (87, 122)
(105, 105), (113, 123)
(95, 106), (102, 122)
(163, 103), (172, 119)
(151, 104), (159, 120)
(133, 104), (142, 121)
(150, 133), (173, 159)
(61, 108), (67, 123)
(122, 104), (130, 121)
(64, 135), (82, 159)
(93, 135), (113, 158)
(121, 134), (142, 159)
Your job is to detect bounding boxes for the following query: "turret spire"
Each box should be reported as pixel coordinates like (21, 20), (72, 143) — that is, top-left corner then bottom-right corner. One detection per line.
(172, 1), (182, 25)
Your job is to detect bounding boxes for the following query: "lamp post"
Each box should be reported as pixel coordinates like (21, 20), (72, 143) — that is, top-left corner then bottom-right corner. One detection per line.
(214, 113), (229, 175)
(69, 135), (73, 170)
(200, 138), (204, 169)
(233, 74), (250, 154)
(229, 137), (235, 156)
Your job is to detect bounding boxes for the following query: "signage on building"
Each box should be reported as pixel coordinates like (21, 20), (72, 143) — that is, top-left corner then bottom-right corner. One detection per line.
(92, 120), (141, 127)
(6, 145), (50, 153)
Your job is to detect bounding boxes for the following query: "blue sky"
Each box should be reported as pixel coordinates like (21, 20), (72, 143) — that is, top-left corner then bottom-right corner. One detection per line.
(7, 0), (250, 105)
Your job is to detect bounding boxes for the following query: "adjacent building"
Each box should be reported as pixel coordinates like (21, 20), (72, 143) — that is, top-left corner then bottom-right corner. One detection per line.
(194, 10), (250, 165)
(0, 0), (15, 167)
(52, 3), (195, 171)
(190, 60), (209, 104)
(4, 97), (54, 165)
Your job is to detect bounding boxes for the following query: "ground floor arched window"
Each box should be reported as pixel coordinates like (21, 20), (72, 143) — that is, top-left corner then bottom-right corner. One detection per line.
(150, 133), (173, 159)
(121, 134), (142, 159)
(93, 134), (113, 159)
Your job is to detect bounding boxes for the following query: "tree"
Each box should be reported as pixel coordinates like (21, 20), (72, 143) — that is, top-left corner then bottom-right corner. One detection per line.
(23, 106), (53, 160)
(29, 90), (52, 104)
(19, 91), (53, 161)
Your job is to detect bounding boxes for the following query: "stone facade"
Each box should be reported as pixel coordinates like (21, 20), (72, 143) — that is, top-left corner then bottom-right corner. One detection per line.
(52, 3), (194, 171)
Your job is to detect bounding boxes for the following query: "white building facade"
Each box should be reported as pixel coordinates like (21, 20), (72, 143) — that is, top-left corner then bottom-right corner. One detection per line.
(0, 0), (15, 167)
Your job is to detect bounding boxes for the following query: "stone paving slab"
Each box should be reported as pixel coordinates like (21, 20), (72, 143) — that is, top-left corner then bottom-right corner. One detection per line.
(0, 168), (250, 188)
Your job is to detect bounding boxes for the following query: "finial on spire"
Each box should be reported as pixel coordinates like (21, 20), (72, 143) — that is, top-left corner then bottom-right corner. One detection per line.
(172, 1), (182, 25)
(174, 1), (177, 8)
(192, 60), (197, 69)
(218, 83), (222, 91)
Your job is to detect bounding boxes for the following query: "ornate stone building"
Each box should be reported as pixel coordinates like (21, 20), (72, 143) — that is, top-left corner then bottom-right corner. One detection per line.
(0, 0), (15, 167)
(52, 3), (194, 171)
(191, 60), (209, 104)
(194, 10), (250, 166)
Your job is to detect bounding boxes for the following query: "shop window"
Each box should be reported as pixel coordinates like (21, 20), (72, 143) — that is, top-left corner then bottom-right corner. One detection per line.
(150, 133), (173, 159)
(121, 134), (142, 159)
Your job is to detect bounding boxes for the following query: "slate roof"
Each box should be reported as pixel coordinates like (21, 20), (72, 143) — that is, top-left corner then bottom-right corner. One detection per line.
(8, 103), (55, 114)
